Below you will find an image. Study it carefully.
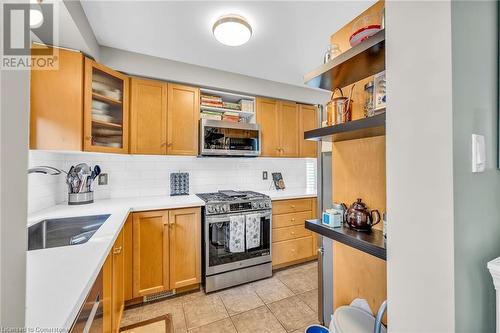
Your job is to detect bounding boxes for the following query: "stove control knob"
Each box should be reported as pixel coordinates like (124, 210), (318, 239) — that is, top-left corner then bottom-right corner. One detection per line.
(252, 202), (257, 208)
(265, 202), (270, 208)
(214, 206), (220, 213)
(259, 202), (264, 208)
(221, 205), (227, 213)
(207, 206), (214, 213)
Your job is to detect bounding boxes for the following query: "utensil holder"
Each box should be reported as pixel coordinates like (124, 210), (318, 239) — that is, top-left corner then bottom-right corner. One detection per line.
(68, 192), (94, 205)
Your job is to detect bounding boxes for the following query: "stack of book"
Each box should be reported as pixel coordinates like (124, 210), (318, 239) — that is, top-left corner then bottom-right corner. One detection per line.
(222, 111), (240, 123)
(201, 94), (223, 108)
(200, 110), (223, 120)
(222, 101), (241, 110)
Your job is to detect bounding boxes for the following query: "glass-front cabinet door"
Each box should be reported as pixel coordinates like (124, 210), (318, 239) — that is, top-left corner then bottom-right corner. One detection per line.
(84, 58), (129, 153)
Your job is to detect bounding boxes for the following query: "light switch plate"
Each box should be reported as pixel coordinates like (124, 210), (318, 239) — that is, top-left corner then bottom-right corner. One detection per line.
(472, 134), (486, 173)
(262, 171), (268, 180)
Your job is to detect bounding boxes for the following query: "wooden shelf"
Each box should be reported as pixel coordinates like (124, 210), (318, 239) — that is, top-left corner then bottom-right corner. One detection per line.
(92, 92), (123, 105)
(92, 119), (123, 129)
(304, 112), (385, 142)
(305, 219), (386, 260)
(200, 105), (255, 117)
(304, 30), (385, 90)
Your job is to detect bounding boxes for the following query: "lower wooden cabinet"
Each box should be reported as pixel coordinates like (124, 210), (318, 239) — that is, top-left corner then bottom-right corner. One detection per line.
(272, 198), (318, 269)
(168, 208), (201, 289)
(103, 228), (125, 333)
(132, 210), (170, 297)
(132, 207), (201, 297)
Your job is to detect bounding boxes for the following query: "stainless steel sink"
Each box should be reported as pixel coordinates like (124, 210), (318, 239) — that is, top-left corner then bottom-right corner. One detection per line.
(28, 214), (111, 251)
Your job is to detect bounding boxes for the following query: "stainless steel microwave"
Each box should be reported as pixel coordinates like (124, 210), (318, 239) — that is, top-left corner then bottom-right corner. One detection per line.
(199, 119), (261, 157)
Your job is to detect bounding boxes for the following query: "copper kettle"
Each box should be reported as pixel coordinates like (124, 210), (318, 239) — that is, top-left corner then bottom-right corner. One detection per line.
(344, 198), (381, 231)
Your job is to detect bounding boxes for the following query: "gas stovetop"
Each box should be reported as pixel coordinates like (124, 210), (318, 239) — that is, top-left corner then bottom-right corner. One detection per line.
(196, 190), (271, 215)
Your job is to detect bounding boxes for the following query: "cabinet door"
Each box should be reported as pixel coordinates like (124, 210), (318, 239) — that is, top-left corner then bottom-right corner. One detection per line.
(132, 211), (169, 297)
(102, 252), (113, 333)
(123, 215), (133, 301)
(169, 207), (201, 289)
(112, 229), (124, 333)
(84, 58), (130, 154)
(299, 104), (318, 158)
(256, 98), (280, 157)
(30, 47), (83, 151)
(279, 101), (299, 157)
(130, 78), (167, 155)
(167, 84), (199, 155)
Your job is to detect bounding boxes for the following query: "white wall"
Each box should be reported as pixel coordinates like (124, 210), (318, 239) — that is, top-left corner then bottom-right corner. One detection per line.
(0, 52), (29, 329)
(385, 1), (455, 331)
(99, 46), (331, 106)
(28, 151), (316, 214)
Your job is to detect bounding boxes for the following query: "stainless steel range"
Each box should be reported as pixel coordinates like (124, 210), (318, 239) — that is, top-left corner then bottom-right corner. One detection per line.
(197, 190), (272, 292)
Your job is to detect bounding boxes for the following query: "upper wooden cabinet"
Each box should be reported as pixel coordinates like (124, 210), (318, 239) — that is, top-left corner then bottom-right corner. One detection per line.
(30, 47), (84, 151)
(168, 208), (201, 289)
(279, 101), (299, 157)
(299, 104), (319, 158)
(132, 210), (170, 297)
(84, 58), (130, 154)
(167, 84), (199, 155)
(256, 98), (280, 157)
(130, 78), (168, 155)
(257, 98), (300, 157)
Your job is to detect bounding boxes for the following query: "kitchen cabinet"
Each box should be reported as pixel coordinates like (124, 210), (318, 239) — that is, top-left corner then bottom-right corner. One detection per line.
(256, 98), (280, 157)
(30, 47), (84, 151)
(167, 84), (199, 155)
(257, 98), (308, 157)
(84, 58), (130, 154)
(132, 210), (170, 297)
(112, 228), (125, 332)
(271, 197), (317, 269)
(299, 104), (319, 158)
(123, 215), (133, 301)
(130, 78), (168, 155)
(168, 208), (201, 289)
(103, 227), (125, 333)
(132, 207), (201, 297)
(279, 101), (300, 157)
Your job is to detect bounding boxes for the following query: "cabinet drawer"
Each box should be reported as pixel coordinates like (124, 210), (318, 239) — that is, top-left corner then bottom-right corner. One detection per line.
(273, 211), (311, 229)
(273, 225), (311, 242)
(272, 236), (313, 267)
(272, 198), (313, 215)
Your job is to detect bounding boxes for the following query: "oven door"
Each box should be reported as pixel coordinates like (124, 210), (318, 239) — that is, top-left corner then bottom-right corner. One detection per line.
(205, 210), (271, 275)
(200, 119), (261, 157)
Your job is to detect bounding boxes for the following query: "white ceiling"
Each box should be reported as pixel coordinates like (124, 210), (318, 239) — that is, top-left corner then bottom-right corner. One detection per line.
(81, 1), (374, 87)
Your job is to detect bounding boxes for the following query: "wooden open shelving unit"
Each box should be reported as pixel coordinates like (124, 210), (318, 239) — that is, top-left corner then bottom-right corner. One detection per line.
(304, 111), (385, 142)
(304, 29), (385, 91)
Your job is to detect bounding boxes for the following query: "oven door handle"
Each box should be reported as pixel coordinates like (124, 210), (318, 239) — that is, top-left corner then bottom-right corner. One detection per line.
(82, 293), (100, 333)
(207, 211), (271, 224)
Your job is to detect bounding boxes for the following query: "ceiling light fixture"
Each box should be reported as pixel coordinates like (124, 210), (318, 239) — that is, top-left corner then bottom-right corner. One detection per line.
(29, 0), (43, 29)
(212, 14), (252, 46)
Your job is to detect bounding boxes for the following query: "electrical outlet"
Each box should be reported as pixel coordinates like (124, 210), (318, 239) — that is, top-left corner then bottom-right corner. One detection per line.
(98, 173), (108, 185)
(262, 171), (268, 180)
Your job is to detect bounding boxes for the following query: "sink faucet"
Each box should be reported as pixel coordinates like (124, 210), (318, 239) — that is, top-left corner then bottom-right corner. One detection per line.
(27, 166), (65, 175)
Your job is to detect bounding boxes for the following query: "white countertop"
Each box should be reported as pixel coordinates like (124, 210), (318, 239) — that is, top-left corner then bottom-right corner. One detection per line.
(26, 189), (316, 331)
(26, 195), (205, 331)
(263, 188), (317, 201)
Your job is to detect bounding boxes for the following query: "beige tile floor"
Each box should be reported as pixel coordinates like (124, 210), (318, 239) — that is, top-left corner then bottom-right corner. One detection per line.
(120, 261), (319, 333)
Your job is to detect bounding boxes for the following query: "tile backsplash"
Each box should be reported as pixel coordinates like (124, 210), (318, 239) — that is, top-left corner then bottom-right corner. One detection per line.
(28, 150), (317, 214)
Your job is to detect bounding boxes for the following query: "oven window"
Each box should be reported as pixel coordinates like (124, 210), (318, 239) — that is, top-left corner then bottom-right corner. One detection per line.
(208, 215), (270, 267)
(203, 126), (259, 152)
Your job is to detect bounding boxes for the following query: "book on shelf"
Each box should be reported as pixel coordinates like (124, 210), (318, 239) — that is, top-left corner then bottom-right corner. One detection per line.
(201, 102), (224, 108)
(201, 111), (223, 120)
(222, 102), (241, 110)
(222, 115), (240, 123)
(223, 111), (240, 117)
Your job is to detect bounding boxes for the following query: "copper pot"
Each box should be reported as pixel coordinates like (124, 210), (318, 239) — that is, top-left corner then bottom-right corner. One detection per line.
(345, 198), (381, 231)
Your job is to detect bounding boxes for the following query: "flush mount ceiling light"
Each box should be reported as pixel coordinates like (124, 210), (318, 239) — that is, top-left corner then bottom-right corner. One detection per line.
(30, 0), (43, 29)
(212, 14), (252, 46)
